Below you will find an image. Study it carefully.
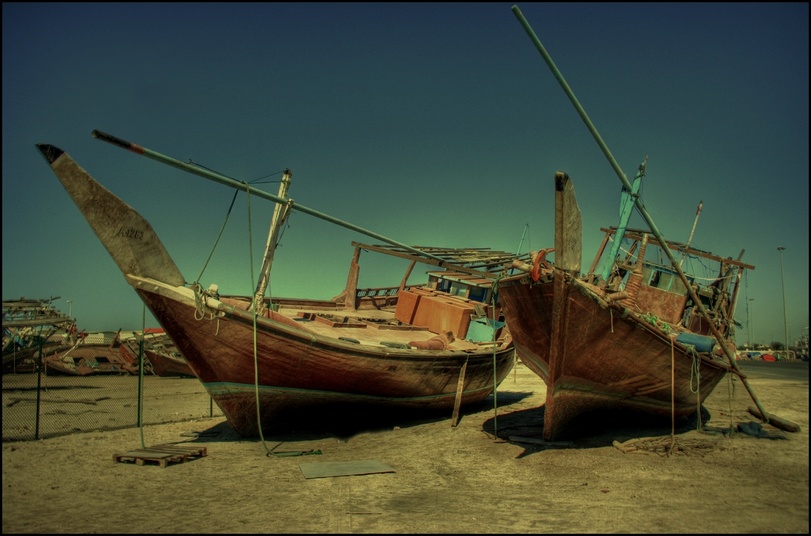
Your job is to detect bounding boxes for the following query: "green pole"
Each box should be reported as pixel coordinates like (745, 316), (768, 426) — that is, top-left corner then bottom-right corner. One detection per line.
(35, 339), (43, 440)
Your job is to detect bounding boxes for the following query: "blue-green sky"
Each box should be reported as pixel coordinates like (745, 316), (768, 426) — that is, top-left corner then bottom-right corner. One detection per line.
(3, 2), (808, 348)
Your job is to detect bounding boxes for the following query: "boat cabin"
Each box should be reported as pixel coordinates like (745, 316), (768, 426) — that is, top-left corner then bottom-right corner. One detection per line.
(589, 227), (754, 341)
(425, 270), (495, 304)
(347, 243), (526, 342)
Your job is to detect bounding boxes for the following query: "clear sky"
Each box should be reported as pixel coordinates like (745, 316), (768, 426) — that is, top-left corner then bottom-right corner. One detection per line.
(3, 2), (808, 348)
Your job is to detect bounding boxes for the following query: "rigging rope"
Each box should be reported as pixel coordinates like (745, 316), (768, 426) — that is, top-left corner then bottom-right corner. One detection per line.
(725, 372), (735, 430)
(613, 333), (718, 457)
(688, 347), (702, 430)
(187, 164), (287, 291)
(244, 185), (269, 451)
(688, 347), (701, 394)
(194, 190), (239, 285)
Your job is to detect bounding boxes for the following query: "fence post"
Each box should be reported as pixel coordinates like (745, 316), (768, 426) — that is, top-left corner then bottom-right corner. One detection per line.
(35, 340), (43, 440)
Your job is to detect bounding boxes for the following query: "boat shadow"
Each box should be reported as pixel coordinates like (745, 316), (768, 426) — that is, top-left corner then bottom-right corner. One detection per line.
(483, 404), (713, 458)
(178, 390), (537, 444)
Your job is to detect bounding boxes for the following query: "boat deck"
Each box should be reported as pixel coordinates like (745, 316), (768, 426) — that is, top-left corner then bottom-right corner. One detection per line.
(272, 304), (503, 352)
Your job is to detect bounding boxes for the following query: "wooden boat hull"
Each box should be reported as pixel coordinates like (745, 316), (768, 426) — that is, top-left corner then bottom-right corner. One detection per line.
(136, 285), (514, 436)
(498, 272), (730, 440)
(120, 335), (194, 377)
(144, 350), (194, 378)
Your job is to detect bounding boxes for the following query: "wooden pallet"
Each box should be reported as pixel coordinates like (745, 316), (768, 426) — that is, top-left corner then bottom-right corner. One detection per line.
(113, 444), (207, 468)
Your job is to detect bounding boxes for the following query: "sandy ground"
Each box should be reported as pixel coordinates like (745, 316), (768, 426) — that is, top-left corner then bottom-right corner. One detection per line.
(2, 360), (808, 534)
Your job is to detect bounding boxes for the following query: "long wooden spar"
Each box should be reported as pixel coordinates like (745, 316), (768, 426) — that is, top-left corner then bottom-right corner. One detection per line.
(510, 5), (770, 422)
(91, 130), (450, 268)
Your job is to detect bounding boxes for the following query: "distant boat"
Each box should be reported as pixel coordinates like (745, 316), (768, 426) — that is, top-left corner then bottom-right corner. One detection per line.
(37, 138), (519, 436)
(120, 330), (194, 378)
(795, 330), (809, 362)
(3, 297), (74, 374)
(43, 330), (137, 376)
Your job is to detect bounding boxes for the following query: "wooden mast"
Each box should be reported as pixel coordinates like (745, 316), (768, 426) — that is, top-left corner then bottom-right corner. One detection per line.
(678, 200), (703, 268)
(252, 169), (293, 313)
(547, 172), (581, 438)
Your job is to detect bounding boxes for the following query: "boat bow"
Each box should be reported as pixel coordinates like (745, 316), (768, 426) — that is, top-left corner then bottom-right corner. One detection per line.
(36, 144), (185, 287)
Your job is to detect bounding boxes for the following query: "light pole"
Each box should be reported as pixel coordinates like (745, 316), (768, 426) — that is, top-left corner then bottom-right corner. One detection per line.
(747, 298), (754, 348)
(66, 299), (72, 319)
(777, 246), (789, 353)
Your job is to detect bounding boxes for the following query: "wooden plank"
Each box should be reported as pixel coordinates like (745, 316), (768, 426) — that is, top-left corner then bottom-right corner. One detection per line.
(450, 359), (468, 427)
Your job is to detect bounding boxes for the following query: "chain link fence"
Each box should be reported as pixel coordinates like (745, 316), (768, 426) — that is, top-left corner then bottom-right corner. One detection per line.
(2, 360), (223, 442)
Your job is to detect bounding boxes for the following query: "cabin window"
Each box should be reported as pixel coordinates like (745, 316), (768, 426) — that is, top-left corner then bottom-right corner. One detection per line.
(448, 282), (468, 298)
(428, 274), (491, 303)
(434, 279), (452, 293)
(467, 286), (488, 303)
(643, 265), (687, 295)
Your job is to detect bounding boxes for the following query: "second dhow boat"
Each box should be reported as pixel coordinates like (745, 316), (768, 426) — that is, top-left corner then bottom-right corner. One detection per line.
(501, 6), (761, 441)
(499, 171), (754, 440)
(37, 137), (518, 436)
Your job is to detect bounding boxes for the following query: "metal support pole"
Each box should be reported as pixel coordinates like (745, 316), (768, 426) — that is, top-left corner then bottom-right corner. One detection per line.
(748, 298), (755, 348)
(777, 247), (789, 353)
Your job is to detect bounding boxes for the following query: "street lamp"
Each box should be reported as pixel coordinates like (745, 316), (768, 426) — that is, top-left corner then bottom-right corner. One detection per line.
(777, 246), (789, 354)
(66, 299), (72, 319)
(747, 298), (755, 348)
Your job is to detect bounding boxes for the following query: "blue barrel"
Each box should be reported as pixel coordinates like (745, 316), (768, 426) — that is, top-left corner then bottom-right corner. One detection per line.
(676, 332), (716, 353)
